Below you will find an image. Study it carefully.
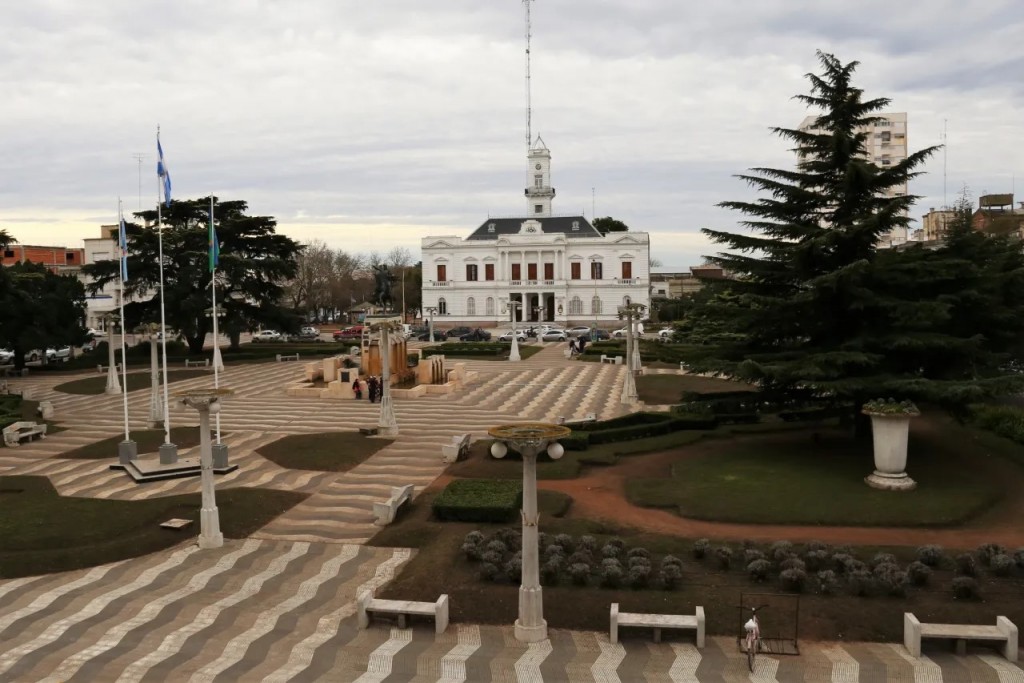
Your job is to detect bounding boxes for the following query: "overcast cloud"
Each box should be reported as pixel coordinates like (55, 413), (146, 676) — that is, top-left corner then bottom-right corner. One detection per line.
(2, 0), (1023, 270)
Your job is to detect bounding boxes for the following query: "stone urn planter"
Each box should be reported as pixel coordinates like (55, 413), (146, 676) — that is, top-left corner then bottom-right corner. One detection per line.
(863, 399), (919, 491)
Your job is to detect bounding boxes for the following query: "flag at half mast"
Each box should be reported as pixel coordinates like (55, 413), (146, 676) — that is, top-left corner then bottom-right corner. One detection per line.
(208, 198), (219, 272)
(157, 134), (172, 208)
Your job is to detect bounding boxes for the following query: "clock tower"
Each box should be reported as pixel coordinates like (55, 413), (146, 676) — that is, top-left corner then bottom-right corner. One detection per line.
(525, 135), (555, 218)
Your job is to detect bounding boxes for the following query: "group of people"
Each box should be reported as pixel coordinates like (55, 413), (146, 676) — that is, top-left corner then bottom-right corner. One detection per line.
(352, 375), (382, 402)
(568, 335), (587, 357)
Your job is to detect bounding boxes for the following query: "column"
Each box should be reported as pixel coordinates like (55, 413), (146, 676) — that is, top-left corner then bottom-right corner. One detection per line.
(515, 445), (547, 642)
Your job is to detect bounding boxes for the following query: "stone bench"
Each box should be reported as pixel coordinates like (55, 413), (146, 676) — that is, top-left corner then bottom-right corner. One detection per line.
(558, 413), (596, 426)
(358, 590), (449, 634)
(441, 433), (471, 464)
(184, 358), (209, 368)
(96, 363), (122, 373)
(600, 355), (623, 365)
(610, 603), (704, 646)
(904, 613), (1017, 661)
(3, 421), (48, 448)
(276, 353), (300, 362)
(373, 484), (414, 526)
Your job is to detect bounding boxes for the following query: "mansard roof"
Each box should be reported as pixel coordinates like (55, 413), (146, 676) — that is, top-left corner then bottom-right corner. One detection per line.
(467, 216), (602, 240)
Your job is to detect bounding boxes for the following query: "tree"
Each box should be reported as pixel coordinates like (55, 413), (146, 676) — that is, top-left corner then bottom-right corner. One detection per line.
(593, 217), (629, 234)
(81, 197), (301, 353)
(0, 229), (12, 250)
(0, 262), (87, 370)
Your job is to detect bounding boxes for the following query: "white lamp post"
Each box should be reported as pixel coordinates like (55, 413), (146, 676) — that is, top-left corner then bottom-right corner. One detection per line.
(102, 312), (121, 396)
(507, 300), (523, 362)
(618, 299), (646, 405)
(424, 306), (438, 343)
(176, 388), (233, 549)
(370, 320), (400, 437)
(488, 423), (572, 643)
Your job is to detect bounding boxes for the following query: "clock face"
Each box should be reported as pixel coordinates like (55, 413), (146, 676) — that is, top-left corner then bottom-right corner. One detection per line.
(526, 226), (536, 233)
(535, 164), (542, 170)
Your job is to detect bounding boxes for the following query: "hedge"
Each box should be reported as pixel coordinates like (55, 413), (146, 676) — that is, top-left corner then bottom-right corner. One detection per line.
(421, 343), (506, 358)
(968, 404), (1024, 445)
(432, 479), (523, 523)
(559, 433), (590, 451)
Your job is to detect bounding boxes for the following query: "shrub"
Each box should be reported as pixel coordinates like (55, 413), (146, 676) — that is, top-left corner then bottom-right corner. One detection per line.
(805, 540), (830, 554)
(871, 553), (897, 569)
(968, 404), (1024, 445)
(567, 550), (594, 568)
(544, 544), (564, 560)
(661, 554), (683, 570)
(537, 532), (550, 549)
(872, 562), (901, 579)
(847, 570), (875, 597)
(628, 555), (651, 569)
(626, 547), (651, 562)
(874, 567), (908, 597)
(779, 557), (806, 573)
(479, 562), (500, 581)
(1015, 548), (1024, 569)
(569, 562), (591, 586)
(780, 568), (807, 593)
(432, 479), (523, 522)
(747, 559), (772, 582)
(843, 558), (867, 575)
(990, 554), (1015, 577)
(660, 564), (683, 590)
(601, 563), (625, 588)
(605, 538), (626, 552)
(804, 550), (829, 572)
(917, 544), (944, 567)
(744, 549), (766, 565)
(817, 570), (839, 595)
(495, 528), (521, 546)
(486, 539), (508, 555)
(952, 576), (980, 600)
(601, 544), (622, 559)
(464, 531), (485, 547)
(578, 535), (598, 552)
(541, 560), (561, 586)
(601, 558), (622, 572)
(831, 553), (854, 573)
(692, 538), (710, 559)
(461, 541), (483, 561)
(833, 544), (853, 556)
(554, 534), (574, 553)
(976, 543), (1007, 566)
(715, 546), (734, 570)
(955, 553), (978, 577)
(628, 564), (651, 589)
(505, 556), (522, 582)
(770, 541), (794, 563)
(906, 561), (932, 586)
(481, 550), (503, 566)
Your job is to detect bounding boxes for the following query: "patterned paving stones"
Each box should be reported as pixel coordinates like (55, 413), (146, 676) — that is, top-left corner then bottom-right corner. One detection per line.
(1, 351), (1022, 680)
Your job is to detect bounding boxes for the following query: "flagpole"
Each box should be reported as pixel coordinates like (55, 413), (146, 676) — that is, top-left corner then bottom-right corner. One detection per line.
(156, 126), (175, 460)
(118, 198), (130, 442)
(210, 195), (222, 443)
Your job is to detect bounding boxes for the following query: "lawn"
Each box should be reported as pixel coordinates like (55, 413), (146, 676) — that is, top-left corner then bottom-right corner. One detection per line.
(53, 369), (209, 395)
(0, 475), (307, 578)
(256, 431), (393, 471)
(635, 373), (754, 405)
(59, 426), (209, 459)
(625, 420), (1005, 527)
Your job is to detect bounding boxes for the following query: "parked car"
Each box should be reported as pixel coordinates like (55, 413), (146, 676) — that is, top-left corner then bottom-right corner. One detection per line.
(81, 339), (98, 352)
(333, 326), (365, 341)
(86, 328), (106, 338)
(612, 323), (644, 338)
(540, 328), (568, 342)
(49, 346), (72, 361)
(567, 326), (591, 338)
(24, 349), (46, 362)
(0, 349), (13, 364)
(445, 327), (473, 339)
(658, 328), (675, 341)
(498, 329), (527, 342)
(252, 330), (283, 342)
(298, 326), (321, 339)
(459, 328), (492, 342)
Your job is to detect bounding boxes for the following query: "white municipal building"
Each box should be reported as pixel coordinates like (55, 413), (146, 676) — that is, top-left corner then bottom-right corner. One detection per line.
(420, 137), (651, 326)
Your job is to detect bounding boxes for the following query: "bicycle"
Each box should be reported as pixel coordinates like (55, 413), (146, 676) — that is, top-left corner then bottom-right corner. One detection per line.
(742, 604), (768, 672)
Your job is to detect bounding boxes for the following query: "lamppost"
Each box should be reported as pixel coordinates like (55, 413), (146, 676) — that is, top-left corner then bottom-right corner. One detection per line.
(506, 300), (523, 362)
(175, 388), (233, 549)
(205, 303), (224, 373)
(137, 323), (163, 429)
(203, 304), (230, 467)
(618, 298), (646, 405)
(489, 423), (571, 642)
(101, 312), (121, 396)
(369, 320), (400, 437)
(424, 306), (438, 343)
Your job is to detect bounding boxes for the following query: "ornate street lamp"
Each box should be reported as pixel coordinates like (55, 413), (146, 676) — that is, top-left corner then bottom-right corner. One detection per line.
(618, 298), (646, 405)
(506, 300), (523, 362)
(368, 319), (401, 437)
(488, 422), (572, 642)
(100, 312), (122, 396)
(424, 306), (438, 343)
(175, 387), (233, 549)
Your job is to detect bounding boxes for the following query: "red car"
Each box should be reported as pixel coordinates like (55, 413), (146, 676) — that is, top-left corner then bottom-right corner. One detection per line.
(333, 326), (365, 341)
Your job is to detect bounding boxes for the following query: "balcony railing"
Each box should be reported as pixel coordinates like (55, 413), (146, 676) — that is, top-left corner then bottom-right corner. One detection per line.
(430, 280), (451, 287)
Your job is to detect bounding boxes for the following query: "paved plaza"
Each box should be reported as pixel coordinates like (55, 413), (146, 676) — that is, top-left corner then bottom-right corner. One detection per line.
(1, 344), (1022, 681)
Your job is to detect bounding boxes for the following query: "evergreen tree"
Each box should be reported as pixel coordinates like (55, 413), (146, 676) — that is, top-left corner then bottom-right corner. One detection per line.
(0, 262), (88, 370)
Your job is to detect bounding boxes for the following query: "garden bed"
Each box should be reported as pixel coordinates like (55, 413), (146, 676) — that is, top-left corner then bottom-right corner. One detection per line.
(256, 432), (393, 472)
(54, 369), (209, 395)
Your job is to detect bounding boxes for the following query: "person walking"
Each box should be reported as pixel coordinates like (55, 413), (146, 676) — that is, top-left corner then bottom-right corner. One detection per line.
(577, 336), (587, 356)
(368, 376), (378, 403)
(352, 376), (362, 400)
(568, 336), (578, 357)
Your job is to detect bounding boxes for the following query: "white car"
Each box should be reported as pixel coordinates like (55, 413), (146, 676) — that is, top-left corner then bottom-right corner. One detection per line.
(498, 329), (527, 342)
(49, 346), (72, 361)
(567, 326), (591, 338)
(86, 328), (106, 338)
(252, 330), (282, 342)
(0, 349), (13, 364)
(658, 328), (674, 340)
(612, 323), (645, 339)
(540, 328), (568, 342)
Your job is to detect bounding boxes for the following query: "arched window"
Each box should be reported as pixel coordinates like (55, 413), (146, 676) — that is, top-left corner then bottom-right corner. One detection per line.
(466, 297), (476, 316)
(485, 297), (495, 316)
(438, 297), (448, 315)
(569, 296), (582, 315)
(623, 296), (632, 307)
(591, 296), (602, 315)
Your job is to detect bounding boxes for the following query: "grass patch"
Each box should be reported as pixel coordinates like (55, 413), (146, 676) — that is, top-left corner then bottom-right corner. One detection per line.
(256, 432), (393, 472)
(433, 479), (523, 522)
(53, 369), (209, 395)
(626, 423), (1003, 526)
(421, 343), (543, 361)
(0, 475), (306, 578)
(58, 426), (207, 460)
(636, 373), (754, 404)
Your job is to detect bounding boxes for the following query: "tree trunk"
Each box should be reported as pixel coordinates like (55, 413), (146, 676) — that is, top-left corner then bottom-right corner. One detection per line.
(12, 346), (25, 371)
(229, 329), (241, 350)
(186, 334), (205, 355)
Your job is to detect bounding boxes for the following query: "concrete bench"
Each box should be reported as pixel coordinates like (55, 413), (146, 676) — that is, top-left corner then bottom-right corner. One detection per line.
(184, 358), (209, 368)
(905, 613), (1017, 661)
(3, 421), (48, 448)
(558, 413), (596, 426)
(358, 590), (449, 634)
(36, 400), (54, 420)
(611, 603), (704, 646)
(276, 353), (300, 362)
(96, 363), (122, 373)
(373, 484), (414, 526)
(441, 433), (471, 464)
(600, 355), (623, 365)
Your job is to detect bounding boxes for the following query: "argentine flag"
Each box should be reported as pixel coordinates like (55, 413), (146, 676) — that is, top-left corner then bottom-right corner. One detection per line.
(118, 216), (128, 281)
(157, 135), (172, 208)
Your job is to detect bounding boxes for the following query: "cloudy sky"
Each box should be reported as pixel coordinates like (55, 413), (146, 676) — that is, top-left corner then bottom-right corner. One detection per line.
(2, 0), (1023, 270)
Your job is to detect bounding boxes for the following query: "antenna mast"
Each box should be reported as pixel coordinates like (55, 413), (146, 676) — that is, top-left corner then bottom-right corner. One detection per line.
(132, 152), (147, 211)
(942, 119), (948, 209)
(524, 0), (533, 153)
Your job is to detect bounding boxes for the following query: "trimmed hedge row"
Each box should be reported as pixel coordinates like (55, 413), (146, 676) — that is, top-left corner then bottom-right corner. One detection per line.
(421, 343), (506, 358)
(0, 395), (24, 433)
(432, 479), (523, 522)
(968, 404), (1024, 445)
(568, 411), (717, 446)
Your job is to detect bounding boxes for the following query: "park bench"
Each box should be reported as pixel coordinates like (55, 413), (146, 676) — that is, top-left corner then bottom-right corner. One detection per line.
(36, 400), (54, 420)
(610, 603), (705, 646)
(358, 590), (449, 633)
(184, 358), (209, 368)
(904, 613), (1017, 661)
(558, 413), (596, 426)
(441, 433), (471, 464)
(600, 355), (623, 365)
(3, 421), (48, 448)
(276, 353), (300, 362)
(96, 363), (122, 374)
(373, 484), (414, 526)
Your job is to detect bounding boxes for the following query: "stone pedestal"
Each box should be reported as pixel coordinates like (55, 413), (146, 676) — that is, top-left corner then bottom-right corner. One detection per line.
(212, 443), (229, 469)
(159, 442), (178, 465)
(118, 439), (137, 465)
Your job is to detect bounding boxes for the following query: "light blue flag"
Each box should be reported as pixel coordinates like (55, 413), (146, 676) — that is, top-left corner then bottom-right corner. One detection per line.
(118, 216), (128, 281)
(157, 136), (172, 208)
